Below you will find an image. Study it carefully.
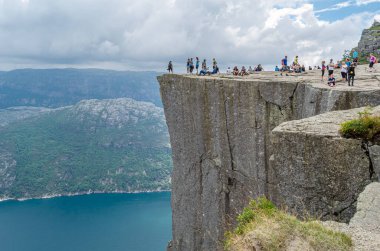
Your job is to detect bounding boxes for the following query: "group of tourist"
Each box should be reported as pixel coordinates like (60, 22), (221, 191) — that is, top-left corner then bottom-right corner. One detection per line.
(278, 55), (307, 76)
(166, 52), (378, 86)
(226, 65), (264, 76)
(322, 52), (377, 87)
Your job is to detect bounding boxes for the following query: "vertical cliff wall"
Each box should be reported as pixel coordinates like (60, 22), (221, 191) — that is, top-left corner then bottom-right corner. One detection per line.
(158, 70), (380, 251)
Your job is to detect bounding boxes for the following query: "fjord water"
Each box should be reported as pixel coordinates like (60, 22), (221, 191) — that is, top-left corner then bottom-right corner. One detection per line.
(0, 192), (171, 251)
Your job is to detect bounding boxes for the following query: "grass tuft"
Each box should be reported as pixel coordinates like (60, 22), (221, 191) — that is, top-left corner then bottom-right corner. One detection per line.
(225, 197), (353, 251)
(339, 107), (380, 141)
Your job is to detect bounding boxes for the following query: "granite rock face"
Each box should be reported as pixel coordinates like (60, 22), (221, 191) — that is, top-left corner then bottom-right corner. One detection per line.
(323, 182), (380, 251)
(357, 20), (380, 56)
(271, 106), (380, 222)
(158, 67), (380, 251)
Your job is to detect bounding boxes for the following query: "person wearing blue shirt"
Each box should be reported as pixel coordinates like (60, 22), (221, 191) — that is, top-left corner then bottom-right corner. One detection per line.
(282, 56), (288, 66)
(345, 58), (351, 68)
(275, 66), (280, 71)
(353, 51), (358, 59)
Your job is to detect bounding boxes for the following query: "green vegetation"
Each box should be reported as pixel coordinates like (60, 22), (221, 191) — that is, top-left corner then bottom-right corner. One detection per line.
(340, 107), (380, 141)
(0, 100), (172, 199)
(369, 25), (380, 31)
(225, 198), (353, 251)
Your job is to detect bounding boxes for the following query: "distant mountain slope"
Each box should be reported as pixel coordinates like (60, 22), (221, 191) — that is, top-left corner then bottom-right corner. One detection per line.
(0, 69), (162, 108)
(0, 98), (171, 199)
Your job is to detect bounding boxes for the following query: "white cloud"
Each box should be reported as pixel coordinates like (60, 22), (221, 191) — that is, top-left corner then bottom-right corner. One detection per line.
(0, 0), (377, 71)
(356, 0), (380, 5)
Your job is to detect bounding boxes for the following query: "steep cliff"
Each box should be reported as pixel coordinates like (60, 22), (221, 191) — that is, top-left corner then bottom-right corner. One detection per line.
(356, 20), (380, 58)
(271, 106), (380, 222)
(158, 67), (380, 251)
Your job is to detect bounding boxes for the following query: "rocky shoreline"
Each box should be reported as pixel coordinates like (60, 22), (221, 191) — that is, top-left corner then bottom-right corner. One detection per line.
(0, 189), (171, 202)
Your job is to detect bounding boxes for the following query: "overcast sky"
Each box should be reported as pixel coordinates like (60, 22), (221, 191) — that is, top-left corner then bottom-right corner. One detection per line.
(0, 0), (379, 71)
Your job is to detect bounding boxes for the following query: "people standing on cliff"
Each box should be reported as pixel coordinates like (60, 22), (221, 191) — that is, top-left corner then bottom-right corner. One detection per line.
(328, 59), (334, 78)
(202, 59), (207, 70)
(196, 57), (200, 74)
(280, 55), (288, 76)
(345, 58), (351, 68)
(369, 53), (377, 72)
(321, 61), (326, 81)
(353, 50), (359, 65)
(186, 58), (190, 73)
(294, 56), (299, 66)
(348, 64), (355, 86)
(189, 58), (194, 74)
(212, 58), (217, 70)
(341, 61), (347, 81)
(167, 61), (173, 73)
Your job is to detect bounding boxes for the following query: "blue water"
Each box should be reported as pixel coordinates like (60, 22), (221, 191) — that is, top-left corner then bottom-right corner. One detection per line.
(0, 192), (172, 251)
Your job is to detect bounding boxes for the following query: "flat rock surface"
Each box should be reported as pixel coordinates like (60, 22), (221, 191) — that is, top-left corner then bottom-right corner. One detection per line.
(273, 106), (380, 137)
(181, 65), (380, 92)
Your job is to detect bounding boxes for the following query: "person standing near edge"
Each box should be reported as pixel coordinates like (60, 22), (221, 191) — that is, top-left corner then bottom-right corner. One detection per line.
(196, 57), (200, 74)
(167, 61), (173, 73)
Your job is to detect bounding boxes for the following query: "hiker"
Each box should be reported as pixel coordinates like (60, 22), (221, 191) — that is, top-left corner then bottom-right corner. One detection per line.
(275, 66), (280, 71)
(212, 58), (217, 69)
(196, 57), (200, 74)
(353, 50), (359, 65)
(186, 58), (190, 73)
(240, 66), (247, 76)
(280, 55), (288, 76)
(256, 64), (263, 71)
(301, 65), (306, 72)
(345, 58), (351, 68)
(369, 53), (377, 71)
(226, 67), (232, 75)
(233, 66), (239, 76)
(212, 66), (219, 74)
(202, 59), (207, 70)
(167, 61), (173, 73)
(189, 58), (194, 74)
(321, 61), (326, 81)
(341, 61), (347, 81)
(294, 56), (299, 66)
(328, 59), (334, 78)
(248, 66), (253, 74)
(327, 74), (336, 87)
(348, 64), (355, 86)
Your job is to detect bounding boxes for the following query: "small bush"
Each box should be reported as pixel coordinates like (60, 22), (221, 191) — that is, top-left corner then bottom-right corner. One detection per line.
(340, 107), (380, 141)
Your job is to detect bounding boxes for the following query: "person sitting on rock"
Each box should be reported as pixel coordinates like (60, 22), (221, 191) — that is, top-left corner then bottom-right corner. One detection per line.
(211, 66), (219, 74)
(275, 66), (280, 71)
(248, 66), (253, 74)
(256, 64), (263, 71)
(327, 74), (336, 87)
(226, 67), (232, 75)
(240, 66), (247, 76)
(233, 66), (239, 76)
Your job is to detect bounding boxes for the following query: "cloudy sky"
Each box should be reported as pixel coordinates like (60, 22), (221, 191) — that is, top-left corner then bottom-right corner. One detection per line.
(0, 0), (379, 71)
